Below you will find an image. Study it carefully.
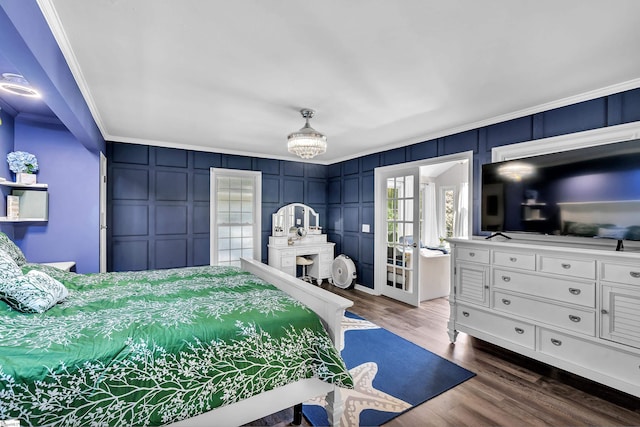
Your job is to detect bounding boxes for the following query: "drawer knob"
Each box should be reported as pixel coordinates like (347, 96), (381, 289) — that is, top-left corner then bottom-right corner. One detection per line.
(501, 298), (511, 305)
(462, 311), (470, 317)
(561, 263), (571, 269)
(601, 309), (609, 315)
(469, 252), (475, 257)
(509, 257), (517, 262)
(551, 338), (562, 346)
(502, 276), (511, 282)
(630, 271), (640, 279)
(514, 327), (524, 334)
(568, 288), (581, 295)
(569, 315), (581, 323)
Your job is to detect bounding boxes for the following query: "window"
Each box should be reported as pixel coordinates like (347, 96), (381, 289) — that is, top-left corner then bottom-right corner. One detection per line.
(210, 169), (261, 267)
(439, 185), (456, 240)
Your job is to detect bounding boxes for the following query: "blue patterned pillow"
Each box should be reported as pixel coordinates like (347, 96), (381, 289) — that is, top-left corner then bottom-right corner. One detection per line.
(0, 270), (69, 313)
(0, 232), (27, 266)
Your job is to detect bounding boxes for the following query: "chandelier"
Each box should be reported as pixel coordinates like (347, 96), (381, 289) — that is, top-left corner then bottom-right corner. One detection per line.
(287, 108), (327, 159)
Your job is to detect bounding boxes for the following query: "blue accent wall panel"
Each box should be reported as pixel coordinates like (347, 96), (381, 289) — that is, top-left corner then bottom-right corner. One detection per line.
(343, 177), (360, 203)
(113, 240), (148, 271)
(381, 147), (406, 166)
(156, 147), (188, 167)
(622, 88), (640, 124)
(193, 205), (209, 234)
(262, 177), (280, 203)
(361, 174), (374, 203)
(343, 159), (359, 175)
(194, 152), (222, 169)
(156, 206), (188, 234)
(328, 179), (341, 204)
(443, 130), (478, 155)
(156, 238), (187, 268)
(307, 180), (327, 204)
(113, 168), (149, 200)
(284, 161), (304, 176)
(342, 233), (359, 261)
(193, 237), (210, 266)
(257, 158), (280, 175)
(327, 207), (342, 232)
(112, 144), (148, 164)
(156, 171), (188, 201)
(408, 139), (438, 161)
(193, 173), (210, 202)
(361, 154), (380, 172)
(328, 163), (342, 178)
(486, 116), (533, 149)
(283, 179), (304, 203)
(343, 206), (359, 232)
(543, 98), (607, 137)
(225, 154), (252, 170)
(111, 205), (148, 236)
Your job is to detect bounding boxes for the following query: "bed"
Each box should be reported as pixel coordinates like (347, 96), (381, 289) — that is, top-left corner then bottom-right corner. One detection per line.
(0, 236), (353, 427)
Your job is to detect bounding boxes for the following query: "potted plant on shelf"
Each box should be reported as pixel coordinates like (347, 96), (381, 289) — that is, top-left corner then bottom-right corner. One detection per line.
(7, 151), (39, 184)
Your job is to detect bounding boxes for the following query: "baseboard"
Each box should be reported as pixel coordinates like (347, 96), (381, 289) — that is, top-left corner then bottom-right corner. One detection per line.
(354, 283), (379, 295)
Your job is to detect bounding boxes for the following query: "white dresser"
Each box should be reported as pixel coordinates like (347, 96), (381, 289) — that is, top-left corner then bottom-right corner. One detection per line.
(448, 237), (640, 398)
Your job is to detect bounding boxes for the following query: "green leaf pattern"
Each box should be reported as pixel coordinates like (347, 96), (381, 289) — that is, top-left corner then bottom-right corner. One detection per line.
(0, 265), (353, 426)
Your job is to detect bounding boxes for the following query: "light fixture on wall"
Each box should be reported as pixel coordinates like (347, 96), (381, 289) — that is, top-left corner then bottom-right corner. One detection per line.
(287, 108), (327, 159)
(0, 73), (40, 98)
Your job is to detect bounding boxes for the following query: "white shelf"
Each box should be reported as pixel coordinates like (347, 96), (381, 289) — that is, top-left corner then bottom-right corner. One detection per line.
(0, 181), (48, 189)
(0, 216), (48, 222)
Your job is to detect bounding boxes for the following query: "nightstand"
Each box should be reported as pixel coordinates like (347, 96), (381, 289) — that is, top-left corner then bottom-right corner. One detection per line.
(41, 261), (76, 272)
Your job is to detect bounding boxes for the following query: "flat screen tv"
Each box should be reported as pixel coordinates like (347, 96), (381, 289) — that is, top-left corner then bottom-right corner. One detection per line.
(481, 138), (640, 247)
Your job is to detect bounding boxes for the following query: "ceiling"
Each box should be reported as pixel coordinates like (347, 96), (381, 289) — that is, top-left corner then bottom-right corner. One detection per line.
(27, 0), (640, 163)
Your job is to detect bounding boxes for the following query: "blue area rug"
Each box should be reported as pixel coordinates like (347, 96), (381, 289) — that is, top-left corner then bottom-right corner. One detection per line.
(303, 312), (475, 426)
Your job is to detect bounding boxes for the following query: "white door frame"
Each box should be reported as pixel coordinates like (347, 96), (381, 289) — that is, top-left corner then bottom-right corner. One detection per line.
(374, 151), (474, 304)
(210, 168), (262, 266)
(99, 152), (107, 273)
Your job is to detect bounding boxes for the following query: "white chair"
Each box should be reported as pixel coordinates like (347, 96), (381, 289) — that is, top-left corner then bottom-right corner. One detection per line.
(296, 256), (314, 283)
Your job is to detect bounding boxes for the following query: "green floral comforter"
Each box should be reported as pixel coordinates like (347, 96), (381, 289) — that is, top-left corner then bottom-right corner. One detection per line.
(0, 264), (353, 426)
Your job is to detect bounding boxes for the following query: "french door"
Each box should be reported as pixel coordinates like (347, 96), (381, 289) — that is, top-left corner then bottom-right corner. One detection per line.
(375, 166), (421, 306)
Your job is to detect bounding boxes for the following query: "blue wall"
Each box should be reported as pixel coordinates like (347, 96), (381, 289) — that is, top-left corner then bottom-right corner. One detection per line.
(107, 143), (328, 271)
(106, 87), (640, 288)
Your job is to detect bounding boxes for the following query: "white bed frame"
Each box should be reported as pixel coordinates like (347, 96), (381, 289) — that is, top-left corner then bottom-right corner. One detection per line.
(167, 258), (353, 427)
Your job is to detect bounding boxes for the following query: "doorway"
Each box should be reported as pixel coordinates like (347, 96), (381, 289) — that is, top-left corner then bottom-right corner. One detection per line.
(374, 151), (473, 306)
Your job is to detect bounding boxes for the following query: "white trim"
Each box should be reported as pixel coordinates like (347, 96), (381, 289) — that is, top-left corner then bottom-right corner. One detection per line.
(492, 121), (640, 162)
(374, 151), (473, 304)
(354, 283), (380, 295)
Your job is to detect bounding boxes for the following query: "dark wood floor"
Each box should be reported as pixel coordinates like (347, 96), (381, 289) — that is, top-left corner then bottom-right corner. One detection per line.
(253, 284), (640, 427)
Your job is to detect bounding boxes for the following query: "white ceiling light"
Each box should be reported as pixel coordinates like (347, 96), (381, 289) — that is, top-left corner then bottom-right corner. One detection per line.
(287, 108), (327, 159)
(0, 73), (40, 98)
(497, 161), (535, 181)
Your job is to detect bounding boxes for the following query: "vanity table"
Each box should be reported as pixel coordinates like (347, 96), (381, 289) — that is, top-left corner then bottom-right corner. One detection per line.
(268, 203), (334, 285)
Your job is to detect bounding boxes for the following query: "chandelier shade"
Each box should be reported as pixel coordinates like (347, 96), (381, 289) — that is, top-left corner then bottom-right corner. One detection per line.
(287, 109), (327, 159)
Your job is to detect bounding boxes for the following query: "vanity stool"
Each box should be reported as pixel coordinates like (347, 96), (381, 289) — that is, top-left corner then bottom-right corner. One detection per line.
(296, 256), (314, 283)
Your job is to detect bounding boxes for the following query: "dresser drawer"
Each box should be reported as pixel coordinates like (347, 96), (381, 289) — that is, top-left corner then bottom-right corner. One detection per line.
(456, 246), (489, 264)
(494, 291), (595, 336)
(456, 304), (535, 349)
(539, 328), (640, 388)
(493, 251), (536, 271)
(493, 269), (595, 308)
(601, 262), (640, 286)
(538, 255), (596, 279)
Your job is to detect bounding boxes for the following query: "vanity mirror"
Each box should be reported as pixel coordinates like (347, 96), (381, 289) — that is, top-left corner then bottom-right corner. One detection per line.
(272, 203), (320, 237)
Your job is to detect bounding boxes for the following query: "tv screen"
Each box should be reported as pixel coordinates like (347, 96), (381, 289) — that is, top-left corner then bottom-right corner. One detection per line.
(481, 139), (640, 242)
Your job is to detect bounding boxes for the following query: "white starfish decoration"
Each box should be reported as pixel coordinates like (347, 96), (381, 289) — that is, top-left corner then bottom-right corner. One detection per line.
(340, 315), (380, 351)
(306, 361), (412, 427)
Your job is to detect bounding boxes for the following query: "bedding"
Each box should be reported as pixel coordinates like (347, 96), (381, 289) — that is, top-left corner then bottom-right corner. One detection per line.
(0, 264), (352, 426)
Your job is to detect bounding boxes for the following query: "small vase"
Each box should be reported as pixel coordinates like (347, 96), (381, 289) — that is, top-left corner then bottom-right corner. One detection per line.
(16, 173), (37, 185)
